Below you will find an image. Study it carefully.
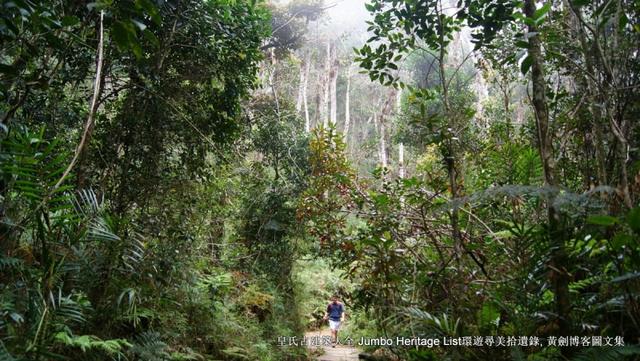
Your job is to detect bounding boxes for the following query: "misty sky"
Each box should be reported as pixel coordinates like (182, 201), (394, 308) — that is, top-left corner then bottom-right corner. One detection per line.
(275, 0), (372, 36)
(325, 0), (370, 28)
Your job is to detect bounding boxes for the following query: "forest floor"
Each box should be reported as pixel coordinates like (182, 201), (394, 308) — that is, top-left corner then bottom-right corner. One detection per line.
(306, 328), (360, 361)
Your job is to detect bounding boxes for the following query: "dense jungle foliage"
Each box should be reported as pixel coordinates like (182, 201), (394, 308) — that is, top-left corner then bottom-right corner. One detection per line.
(0, 0), (639, 360)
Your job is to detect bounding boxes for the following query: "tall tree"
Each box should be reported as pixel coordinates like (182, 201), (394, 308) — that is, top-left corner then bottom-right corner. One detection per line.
(523, 0), (571, 335)
(344, 63), (352, 138)
(329, 43), (339, 126)
(320, 40), (331, 127)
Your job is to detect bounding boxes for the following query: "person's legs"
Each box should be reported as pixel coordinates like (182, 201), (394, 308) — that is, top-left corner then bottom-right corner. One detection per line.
(329, 320), (341, 345)
(329, 320), (335, 342)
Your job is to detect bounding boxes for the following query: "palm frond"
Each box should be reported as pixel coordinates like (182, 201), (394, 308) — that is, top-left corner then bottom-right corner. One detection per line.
(401, 307), (461, 337)
(72, 189), (103, 218)
(87, 218), (120, 243)
(122, 231), (145, 273)
(49, 289), (87, 325)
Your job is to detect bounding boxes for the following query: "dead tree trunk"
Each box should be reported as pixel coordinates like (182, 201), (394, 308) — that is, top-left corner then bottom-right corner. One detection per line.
(321, 40), (331, 127)
(379, 121), (387, 168)
(314, 69), (321, 127)
(344, 64), (352, 138)
(295, 53), (306, 113)
(377, 89), (397, 169)
(302, 54), (311, 132)
(329, 43), (339, 126)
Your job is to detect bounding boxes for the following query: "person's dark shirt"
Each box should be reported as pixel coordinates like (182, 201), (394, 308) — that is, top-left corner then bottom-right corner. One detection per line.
(327, 302), (344, 321)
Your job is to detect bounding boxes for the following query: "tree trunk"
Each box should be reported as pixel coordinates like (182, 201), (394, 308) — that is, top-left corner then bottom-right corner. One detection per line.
(437, 8), (463, 253)
(314, 69), (321, 126)
(378, 89), (396, 168)
(302, 54), (311, 132)
(398, 143), (405, 179)
(295, 54), (306, 113)
(329, 43), (338, 126)
(397, 87), (404, 178)
(379, 121), (387, 168)
(502, 83), (511, 141)
(373, 112), (380, 159)
(566, 0), (607, 187)
(344, 64), (351, 138)
(524, 0), (571, 336)
(321, 40), (331, 127)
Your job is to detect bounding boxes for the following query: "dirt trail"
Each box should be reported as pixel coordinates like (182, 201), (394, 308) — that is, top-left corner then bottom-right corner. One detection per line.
(305, 328), (360, 361)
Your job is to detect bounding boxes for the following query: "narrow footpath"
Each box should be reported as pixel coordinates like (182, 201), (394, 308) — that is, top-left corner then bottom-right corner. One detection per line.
(305, 328), (360, 361)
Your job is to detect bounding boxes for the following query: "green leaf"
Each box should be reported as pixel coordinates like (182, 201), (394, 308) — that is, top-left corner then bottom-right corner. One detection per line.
(142, 29), (159, 48)
(611, 272), (640, 283)
(618, 12), (629, 30)
(478, 302), (500, 330)
(533, 2), (551, 21)
(611, 234), (633, 250)
(131, 19), (147, 31)
(61, 16), (80, 27)
(136, 0), (161, 25)
(586, 215), (618, 226)
(524, 17), (536, 27)
(373, 193), (389, 207)
(112, 21), (133, 50)
(130, 38), (143, 59)
(520, 55), (532, 75)
(626, 207), (640, 234)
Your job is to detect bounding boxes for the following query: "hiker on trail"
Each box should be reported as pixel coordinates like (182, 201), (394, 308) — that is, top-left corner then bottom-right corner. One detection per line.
(323, 295), (345, 347)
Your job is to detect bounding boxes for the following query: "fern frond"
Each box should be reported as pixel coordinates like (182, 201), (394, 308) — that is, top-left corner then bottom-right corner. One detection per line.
(54, 331), (131, 355)
(130, 331), (170, 361)
(170, 349), (206, 361)
(221, 346), (250, 360)
(0, 257), (21, 270)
